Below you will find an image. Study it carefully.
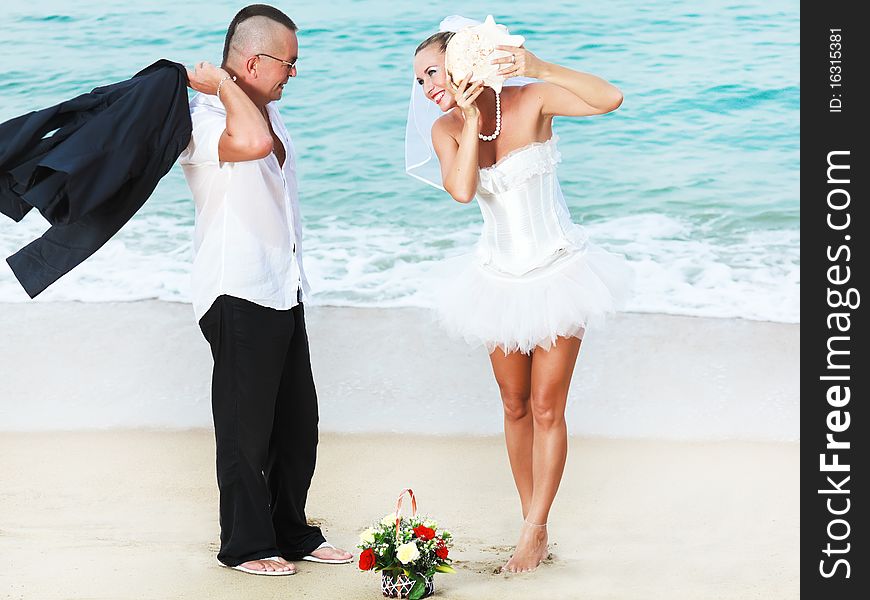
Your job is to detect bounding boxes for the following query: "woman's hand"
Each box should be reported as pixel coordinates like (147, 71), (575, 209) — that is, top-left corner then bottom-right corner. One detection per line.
(491, 45), (548, 79)
(448, 75), (486, 121)
(185, 61), (233, 95)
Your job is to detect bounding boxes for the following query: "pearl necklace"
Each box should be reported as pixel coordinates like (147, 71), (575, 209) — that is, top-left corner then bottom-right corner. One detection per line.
(478, 91), (501, 142)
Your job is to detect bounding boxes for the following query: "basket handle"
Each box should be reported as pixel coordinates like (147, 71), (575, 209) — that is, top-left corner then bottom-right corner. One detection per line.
(394, 488), (417, 537)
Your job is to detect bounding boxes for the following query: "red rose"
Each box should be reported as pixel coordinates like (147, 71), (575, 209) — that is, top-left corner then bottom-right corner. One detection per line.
(358, 548), (376, 571)
(435, 538), (449, 559)
(413, 526), (436, 541)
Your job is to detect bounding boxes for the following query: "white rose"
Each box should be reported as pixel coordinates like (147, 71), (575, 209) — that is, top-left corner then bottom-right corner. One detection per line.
(359, 528), (376, 545)
(423, 519), (438, 529)
(396, 541), (421, 564)
(381, 512), (399, 526)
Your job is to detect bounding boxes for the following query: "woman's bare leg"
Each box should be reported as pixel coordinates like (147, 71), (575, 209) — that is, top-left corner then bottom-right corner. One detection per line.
(503, 335), (581, 573)
(489, 348), (534, 519)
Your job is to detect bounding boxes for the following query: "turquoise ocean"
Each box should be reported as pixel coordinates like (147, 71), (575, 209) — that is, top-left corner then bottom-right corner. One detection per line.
(0, 0), (800, 322)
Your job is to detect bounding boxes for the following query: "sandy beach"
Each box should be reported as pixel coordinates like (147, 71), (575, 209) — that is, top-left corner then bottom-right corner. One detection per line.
(0, 432), (798, 600)
(0, 302), (800, 599)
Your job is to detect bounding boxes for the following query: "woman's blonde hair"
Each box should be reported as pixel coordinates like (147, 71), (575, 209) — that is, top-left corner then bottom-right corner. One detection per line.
(414, 31), (455, 55)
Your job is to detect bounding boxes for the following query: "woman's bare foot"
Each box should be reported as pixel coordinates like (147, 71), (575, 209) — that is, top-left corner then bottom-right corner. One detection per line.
(238, 556), (296, 574)
(501, 521), (548, 573)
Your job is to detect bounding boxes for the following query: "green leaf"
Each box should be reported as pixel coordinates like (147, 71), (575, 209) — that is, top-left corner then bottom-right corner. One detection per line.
(409, 577), (426, 600)
(435, 564), (456, 574)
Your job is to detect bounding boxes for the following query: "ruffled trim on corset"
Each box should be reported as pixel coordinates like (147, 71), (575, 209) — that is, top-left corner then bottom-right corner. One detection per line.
(477, 135), (562, 194)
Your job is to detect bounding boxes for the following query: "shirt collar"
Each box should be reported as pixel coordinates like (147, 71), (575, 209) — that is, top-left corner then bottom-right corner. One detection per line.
(191, 91), (278, 113)
(191, 91), (223, 110)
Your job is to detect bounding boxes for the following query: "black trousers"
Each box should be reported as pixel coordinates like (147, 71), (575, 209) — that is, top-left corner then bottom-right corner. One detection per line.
(198, 294), (325, 566)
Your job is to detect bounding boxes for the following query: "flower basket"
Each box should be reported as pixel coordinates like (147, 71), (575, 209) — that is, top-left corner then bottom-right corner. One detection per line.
(381, 572), (434, 598)
(358, 489), (455, 600)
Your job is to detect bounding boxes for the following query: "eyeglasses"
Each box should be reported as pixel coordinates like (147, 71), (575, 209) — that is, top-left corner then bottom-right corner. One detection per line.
(256, 53), (297, 71)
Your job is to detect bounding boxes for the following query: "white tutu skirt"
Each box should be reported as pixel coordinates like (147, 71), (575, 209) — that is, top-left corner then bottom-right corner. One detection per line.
(432, 244), (633, 355)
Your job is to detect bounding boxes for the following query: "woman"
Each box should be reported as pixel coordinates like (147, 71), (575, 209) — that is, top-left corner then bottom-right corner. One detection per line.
(409, 21), (632, 573)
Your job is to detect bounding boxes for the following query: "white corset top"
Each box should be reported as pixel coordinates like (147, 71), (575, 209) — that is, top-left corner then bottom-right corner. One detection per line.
(475, 135), (588, 276)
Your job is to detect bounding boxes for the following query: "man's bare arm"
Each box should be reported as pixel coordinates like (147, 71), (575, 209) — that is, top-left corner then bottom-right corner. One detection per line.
(186, 62), (273, 162)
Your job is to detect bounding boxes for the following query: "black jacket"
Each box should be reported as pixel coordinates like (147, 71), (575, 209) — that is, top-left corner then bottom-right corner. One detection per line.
(0, 59), (191, 298)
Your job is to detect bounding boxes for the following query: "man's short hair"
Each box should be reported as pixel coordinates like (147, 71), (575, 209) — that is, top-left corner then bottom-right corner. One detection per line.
(222, 4), (298, 64)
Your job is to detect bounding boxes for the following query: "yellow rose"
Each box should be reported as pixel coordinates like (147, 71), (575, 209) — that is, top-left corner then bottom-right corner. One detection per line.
(396, 541), (421, 564)
(359, 528), (376, 545)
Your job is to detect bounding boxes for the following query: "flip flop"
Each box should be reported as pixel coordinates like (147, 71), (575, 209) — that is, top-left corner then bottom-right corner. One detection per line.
(218, 556), (297, 576)
(301, 541), (354, 564)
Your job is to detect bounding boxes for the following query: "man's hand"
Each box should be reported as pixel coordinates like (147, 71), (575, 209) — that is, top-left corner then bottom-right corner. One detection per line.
(186, 61), (232, 95)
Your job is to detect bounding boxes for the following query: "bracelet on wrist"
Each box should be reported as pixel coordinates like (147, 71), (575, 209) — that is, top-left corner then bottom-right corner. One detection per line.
(216, 75), (237, 101)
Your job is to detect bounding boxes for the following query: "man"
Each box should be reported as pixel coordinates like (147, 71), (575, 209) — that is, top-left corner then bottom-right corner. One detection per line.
(181, 4), (352, 575)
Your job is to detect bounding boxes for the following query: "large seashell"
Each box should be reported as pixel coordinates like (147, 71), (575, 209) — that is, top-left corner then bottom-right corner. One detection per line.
(445, 15), (525, 93)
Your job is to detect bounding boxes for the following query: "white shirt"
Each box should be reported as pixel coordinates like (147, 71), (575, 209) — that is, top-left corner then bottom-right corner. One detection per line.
(179, 92), (310, 321)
